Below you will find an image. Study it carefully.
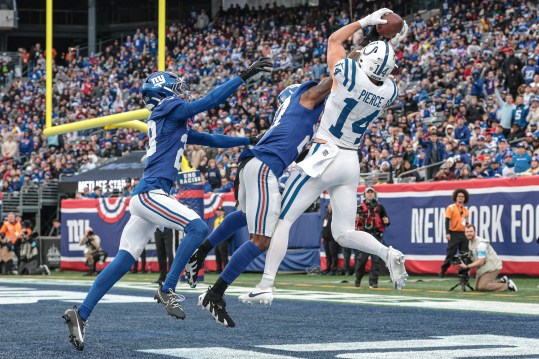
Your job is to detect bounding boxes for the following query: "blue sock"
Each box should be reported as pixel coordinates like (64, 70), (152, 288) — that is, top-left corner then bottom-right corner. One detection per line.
(78, 250), (135, 321)
(221, 240), (262, 285)
(208, 210), (246, 248)
(162, 219), (208, 292)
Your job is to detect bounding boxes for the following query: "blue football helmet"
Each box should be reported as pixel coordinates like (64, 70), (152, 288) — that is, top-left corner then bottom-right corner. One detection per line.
(277, 84), (300, 106)
(141, 71), (191, 111)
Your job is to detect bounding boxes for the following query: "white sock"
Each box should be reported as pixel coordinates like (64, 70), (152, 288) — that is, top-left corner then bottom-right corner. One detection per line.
(259, 219), (292, 288)
(337, 230), (389, 263)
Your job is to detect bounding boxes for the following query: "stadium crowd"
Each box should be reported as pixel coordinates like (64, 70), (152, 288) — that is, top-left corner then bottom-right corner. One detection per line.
(0, 0), (538, 197)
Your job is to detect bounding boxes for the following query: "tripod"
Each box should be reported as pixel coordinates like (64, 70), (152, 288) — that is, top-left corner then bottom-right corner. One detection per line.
(449, 269), (474, 292)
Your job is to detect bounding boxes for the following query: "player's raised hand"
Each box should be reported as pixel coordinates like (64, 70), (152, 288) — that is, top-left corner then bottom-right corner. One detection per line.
(390, 20), (408, 47)
(240, 57), (273, 82)
(358, 8), (393, 28)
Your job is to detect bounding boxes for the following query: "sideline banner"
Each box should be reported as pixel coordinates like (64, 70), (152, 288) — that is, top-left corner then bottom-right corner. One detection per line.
(59, 197), (161, 271)
(351, 177), (539, 276)
(60, 177), (539, 275)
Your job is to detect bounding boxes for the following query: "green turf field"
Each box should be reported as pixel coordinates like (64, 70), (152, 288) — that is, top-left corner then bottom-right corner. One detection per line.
(10, 271), (539, 304)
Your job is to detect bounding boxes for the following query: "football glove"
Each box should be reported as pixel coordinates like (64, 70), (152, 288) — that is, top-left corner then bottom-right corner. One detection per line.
(358, 8), (392, 28)
(240, 57), (273, 82)
(249, 132), (264, 146)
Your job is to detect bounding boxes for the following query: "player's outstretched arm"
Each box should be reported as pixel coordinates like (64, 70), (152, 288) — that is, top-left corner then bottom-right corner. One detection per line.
(300, 46), (364, 108)
(187, 129), (259, 148)
(185, 57), (273, 118)
(327, 8), (392, 75)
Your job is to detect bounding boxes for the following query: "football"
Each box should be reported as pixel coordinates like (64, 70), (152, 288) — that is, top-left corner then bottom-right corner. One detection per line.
(376, 12), (404, 38)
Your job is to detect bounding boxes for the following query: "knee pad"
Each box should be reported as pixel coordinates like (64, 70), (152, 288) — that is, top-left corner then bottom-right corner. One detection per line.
(185, 218), (209, 239)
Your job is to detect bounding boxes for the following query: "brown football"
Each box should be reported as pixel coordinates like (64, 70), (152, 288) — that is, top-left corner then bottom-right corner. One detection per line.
(376, 12), (404, 38)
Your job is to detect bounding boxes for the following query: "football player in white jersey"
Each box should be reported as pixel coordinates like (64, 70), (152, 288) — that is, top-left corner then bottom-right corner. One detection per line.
(240, 8), (409, 304)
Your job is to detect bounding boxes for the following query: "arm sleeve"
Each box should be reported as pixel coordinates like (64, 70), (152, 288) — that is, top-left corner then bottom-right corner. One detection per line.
(184, 77), (243, 118)
(187, 129), (249, 147)
(495, 89), (504, 105)
(445, 218), (451, 233)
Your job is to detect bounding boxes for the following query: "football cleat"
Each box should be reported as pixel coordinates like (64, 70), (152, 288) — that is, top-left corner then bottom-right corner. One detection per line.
(386, 246), (408, 290)
(500, 275), (509, 284)
(154, 286), (186, 319)
(238, 285), (275, 305)
(507, 279), (518, 292)
(185, 249), (205, 288)
(198, 287), (235, 327)
(63, 306), (87, 351)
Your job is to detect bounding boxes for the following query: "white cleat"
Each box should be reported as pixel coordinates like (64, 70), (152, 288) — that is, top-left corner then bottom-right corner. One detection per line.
(386, 246), (408, 290)
(238, 285), (275, 305)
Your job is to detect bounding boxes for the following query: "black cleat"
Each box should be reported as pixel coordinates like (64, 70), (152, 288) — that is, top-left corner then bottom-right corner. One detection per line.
(154, 285), (186, 319)
(185, 249), (205, 288)
(198, 287), (235, 328)
(63, 306), (87, 351)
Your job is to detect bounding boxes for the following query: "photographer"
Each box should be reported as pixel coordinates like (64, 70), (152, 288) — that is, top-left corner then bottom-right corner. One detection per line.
(79, 227), (107, 276)
(458, 224), (517, 292)
(440, 188), (470, 277)
(14, 221), (50, 275)
(354, 187), (390, 288)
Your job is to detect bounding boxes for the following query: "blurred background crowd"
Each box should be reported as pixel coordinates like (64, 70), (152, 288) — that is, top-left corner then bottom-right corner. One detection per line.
(0, 0), (538, 197)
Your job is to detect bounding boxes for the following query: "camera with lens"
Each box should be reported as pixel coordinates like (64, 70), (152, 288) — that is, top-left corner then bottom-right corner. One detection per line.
(451, 251), (472, 266)
(87, 230), (94, 237)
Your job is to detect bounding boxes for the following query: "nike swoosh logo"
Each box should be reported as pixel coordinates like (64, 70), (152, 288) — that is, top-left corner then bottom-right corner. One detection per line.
(248, 291), (270, 298)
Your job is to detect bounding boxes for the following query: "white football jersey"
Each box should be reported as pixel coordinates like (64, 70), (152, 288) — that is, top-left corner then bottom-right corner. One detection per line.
(316, 57), (398, 149)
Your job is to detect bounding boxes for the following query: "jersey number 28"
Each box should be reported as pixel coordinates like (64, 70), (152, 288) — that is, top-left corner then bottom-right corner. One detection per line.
(147, 120), (186, 171)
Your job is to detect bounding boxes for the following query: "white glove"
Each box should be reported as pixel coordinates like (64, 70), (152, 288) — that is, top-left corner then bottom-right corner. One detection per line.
(358, 8), (393, 28)
(390, 20), (409, 48)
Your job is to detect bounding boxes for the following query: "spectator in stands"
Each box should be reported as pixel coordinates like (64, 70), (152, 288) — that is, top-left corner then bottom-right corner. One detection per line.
(2, 134), (19, 160)
(61, 161), (76, 176)
(512, 143), (532, 173)
(214, 177), (232, 193)
(459, 224), (517, 292)
(433, 162), (457, 181)
(206, 159), (221, 189)
(418, 125), (448, 180)
(89, 186), (102, 198)
(521, 156), (539, 176)
(455, 117), (470, 145)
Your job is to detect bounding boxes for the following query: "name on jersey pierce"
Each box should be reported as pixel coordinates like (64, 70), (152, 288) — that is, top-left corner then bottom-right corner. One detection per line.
(358, 89), (384, 108)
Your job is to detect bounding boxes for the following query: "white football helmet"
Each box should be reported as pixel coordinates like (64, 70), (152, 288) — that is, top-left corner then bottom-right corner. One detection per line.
(358, 40), (396, 82)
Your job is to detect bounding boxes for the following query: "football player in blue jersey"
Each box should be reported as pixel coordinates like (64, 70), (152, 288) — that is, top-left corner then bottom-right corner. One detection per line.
(63, 57), (273, 351)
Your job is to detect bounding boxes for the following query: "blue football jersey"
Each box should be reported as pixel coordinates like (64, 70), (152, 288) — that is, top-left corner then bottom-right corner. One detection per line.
(132, 97), (189, 195)
(239, 81), (324, 177)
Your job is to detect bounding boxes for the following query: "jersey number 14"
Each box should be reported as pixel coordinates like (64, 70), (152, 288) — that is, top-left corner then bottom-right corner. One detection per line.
(329, 98), (379, 144)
